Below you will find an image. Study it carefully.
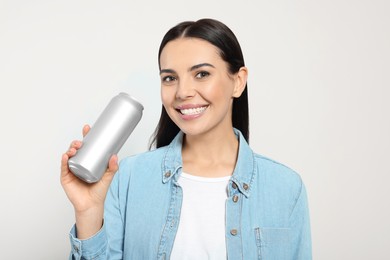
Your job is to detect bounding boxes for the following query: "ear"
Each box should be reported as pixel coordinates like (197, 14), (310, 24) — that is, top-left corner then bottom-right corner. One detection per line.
(232, 66), (248, 98)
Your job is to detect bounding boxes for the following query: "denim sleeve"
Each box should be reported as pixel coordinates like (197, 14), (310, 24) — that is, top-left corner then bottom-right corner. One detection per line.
(103, 167), (126, 258)
(289, 180), (312, 259)
(68, 224), (108, 260)
(68, 167), (125, 259)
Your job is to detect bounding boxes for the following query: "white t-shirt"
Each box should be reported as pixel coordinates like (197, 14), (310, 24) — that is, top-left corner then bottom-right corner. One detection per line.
(170, 172), (230, 260)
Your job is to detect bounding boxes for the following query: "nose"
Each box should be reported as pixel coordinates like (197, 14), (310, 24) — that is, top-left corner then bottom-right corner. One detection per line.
(176, 79), (196, 100)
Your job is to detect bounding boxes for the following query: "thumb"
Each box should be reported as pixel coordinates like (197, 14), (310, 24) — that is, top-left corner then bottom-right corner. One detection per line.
(101, 155), (119, 184)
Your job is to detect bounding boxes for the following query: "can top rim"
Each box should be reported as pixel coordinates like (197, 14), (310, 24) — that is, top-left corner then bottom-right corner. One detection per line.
(119, 92), (144, 110)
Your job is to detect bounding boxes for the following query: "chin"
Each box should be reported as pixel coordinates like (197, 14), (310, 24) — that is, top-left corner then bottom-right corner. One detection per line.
(176, 125), (206, 137)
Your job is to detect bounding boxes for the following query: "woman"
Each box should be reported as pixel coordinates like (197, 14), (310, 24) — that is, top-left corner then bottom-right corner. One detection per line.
(61, 18), (312, 259)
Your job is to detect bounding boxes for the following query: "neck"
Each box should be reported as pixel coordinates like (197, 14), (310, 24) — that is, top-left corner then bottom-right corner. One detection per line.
(181, 128), (239, 177)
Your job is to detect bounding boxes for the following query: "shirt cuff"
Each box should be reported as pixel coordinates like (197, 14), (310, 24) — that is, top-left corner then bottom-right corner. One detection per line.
(69, 223), (107, 259)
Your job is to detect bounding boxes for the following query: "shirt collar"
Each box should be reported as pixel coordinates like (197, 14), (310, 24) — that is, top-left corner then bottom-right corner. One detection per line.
(161, 131), (184, 184)
(229, 129), (256, 198)
(161, 129), (256, 197)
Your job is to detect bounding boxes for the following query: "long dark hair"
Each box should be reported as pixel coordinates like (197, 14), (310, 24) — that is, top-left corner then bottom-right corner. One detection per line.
(149, 18), (249, 149)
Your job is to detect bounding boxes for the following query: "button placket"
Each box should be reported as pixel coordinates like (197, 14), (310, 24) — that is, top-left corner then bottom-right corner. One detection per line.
(157, 177), (183, 259)
(226, 181), (243, 258)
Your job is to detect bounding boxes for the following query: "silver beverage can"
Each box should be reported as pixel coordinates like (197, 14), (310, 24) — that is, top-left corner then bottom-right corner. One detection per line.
(68, 92), (143, 183)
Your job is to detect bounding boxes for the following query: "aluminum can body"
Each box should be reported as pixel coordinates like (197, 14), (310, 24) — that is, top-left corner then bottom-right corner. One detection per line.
(68, 93), (143, 183)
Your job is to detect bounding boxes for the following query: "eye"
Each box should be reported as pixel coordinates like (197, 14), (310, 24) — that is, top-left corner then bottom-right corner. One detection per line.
(161, 75), (177, 83)
(195, 71), (210, 79)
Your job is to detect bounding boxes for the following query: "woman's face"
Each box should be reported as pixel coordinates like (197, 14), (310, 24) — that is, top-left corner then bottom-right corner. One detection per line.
(159, 37), (246, 138)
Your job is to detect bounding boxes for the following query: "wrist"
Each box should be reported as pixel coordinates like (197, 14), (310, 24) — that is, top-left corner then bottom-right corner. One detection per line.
(75, 206), (104, 239)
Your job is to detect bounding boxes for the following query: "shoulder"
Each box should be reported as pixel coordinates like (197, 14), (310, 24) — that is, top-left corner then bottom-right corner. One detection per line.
(106, 146), (172, 207)
(253, 152), (303, 195)
(120, 147), (168, 167)
(114, 146), (169, 182)
(254, 153), (301, 180)
(235, 129), (303, 192)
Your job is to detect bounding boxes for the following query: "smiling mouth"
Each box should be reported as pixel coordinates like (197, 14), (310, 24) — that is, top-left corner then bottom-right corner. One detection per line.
(177, 106), (209, 115)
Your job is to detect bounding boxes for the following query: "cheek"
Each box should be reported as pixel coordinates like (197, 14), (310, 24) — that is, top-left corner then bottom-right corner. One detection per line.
(161, 87), (176, 111)
(206, 78), (235, 100)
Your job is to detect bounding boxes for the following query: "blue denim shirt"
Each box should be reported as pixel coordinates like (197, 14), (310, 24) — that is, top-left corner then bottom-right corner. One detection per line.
(69, 129), (312, 259)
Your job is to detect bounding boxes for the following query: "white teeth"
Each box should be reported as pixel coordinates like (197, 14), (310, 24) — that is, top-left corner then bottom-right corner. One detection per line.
(180, 106), (207, 115)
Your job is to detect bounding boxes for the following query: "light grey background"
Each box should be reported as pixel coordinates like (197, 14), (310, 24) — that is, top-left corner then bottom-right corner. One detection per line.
(1, 0), (389, 259)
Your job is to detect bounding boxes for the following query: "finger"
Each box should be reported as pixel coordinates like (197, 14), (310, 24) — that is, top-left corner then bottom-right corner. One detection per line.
(68, 140), (82, 150)
(107, 155), (119, 174)
(82, 124), (90, 138)
(61, 153), (70, 176)
(66, 145), (79, 157)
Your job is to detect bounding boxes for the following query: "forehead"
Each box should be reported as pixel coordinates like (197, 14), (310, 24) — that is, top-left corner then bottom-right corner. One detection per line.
(159, 38), (223, 68)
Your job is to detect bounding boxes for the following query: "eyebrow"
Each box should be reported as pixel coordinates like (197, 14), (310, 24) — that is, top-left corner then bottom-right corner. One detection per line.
(189, 63), (215, 71)
(159, 63), (215, 75)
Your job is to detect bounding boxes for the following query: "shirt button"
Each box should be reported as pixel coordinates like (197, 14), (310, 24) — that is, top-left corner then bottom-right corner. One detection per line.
(232, 182), (238, 189)
(73, 245), (79, 252)
(232, 195), (239, 203)
(243, 183), (249, 190)
(230, 229), (238, 236)
(164, 171), (171, 178)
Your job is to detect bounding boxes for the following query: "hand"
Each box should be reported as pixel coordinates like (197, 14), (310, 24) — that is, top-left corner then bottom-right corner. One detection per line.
(60, 124), (119, 238)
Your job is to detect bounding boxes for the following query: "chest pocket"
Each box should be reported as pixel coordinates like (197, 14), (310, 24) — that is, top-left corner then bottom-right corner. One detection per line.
(255, 227), (291, 260)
